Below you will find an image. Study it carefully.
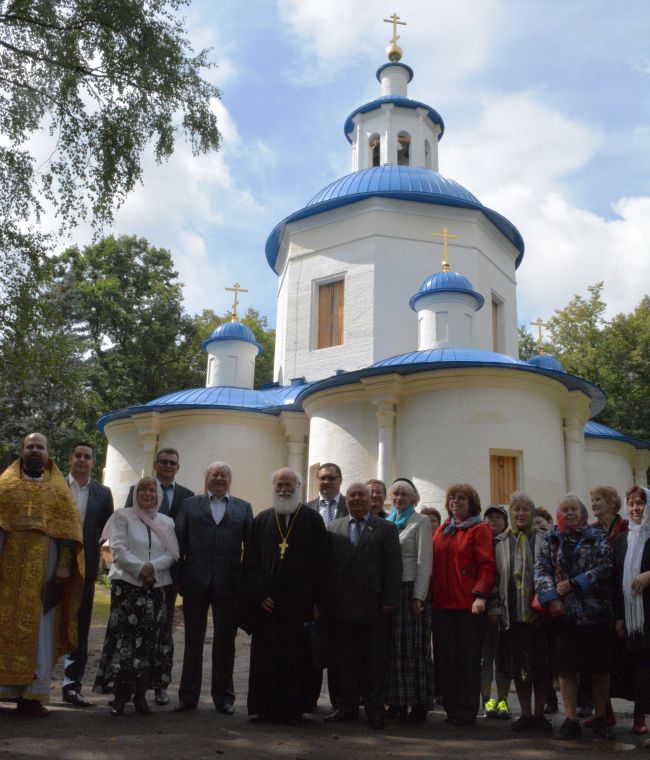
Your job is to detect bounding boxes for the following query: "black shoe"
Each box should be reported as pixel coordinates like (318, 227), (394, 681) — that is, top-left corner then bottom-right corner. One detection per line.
(174, 702), (197, 713)
(62, 689), (91, 707)
(511, 715), (535, 732)
(134, 695), (151, 715)
(215, 703), (235, 716)
(16, 698), (49, 717)
(385, 704), (408, 721)
(532, 714), (553, 731)
(407, 704), (428, 724)
(367, 711), (385, 730)
(154, 688), (170, 706)
(324, 708), (359, 723)
(110, 699), (126, 717)
(555, 718), (582, 740)
(576, 704), (593, 719)
(591, 716), (615, 740)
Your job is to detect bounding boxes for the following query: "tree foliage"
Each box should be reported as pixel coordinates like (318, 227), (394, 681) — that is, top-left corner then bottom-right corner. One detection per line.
(0, 0), (221, 318)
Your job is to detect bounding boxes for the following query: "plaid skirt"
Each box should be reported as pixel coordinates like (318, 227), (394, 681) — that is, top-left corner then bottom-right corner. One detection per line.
(386, 581), (435, 706)
(93, 580), (173, 697)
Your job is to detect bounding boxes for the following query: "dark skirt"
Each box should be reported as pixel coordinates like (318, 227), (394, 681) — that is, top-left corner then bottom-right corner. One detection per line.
(497, 621), (550, 682)
(386, 581), (434, 707)
(549, 621), (611, 674)
(93, 580), (172, 697)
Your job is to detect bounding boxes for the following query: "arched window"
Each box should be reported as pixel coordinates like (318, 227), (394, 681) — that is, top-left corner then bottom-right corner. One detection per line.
(368, 133), (381, 167)
(424, 139), (432, 169)
(397, 131), (411, 166)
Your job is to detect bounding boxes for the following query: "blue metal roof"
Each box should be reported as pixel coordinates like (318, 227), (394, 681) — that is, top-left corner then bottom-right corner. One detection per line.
(201, 321), (262, 354)
(527, 354), (565, 372)
(584, 420), (650, 450)
(344, 96), (444, 143)
(409, 271), (485, 311)
(375, 62), (414, 83)
(98, 348), (608, 433)
(96, 383), (308, 434)
(265, 166), (525, 272)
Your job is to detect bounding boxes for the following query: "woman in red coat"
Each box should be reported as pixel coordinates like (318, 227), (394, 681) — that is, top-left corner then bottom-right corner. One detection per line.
(430, 484), (496, 725)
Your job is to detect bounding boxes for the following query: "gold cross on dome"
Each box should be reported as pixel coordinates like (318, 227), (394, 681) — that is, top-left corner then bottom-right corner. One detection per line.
(431, 228), (460, 272)
(225, 282), (248, 322)
(383, 13), (406, 46)
(530, 317), (546, 354)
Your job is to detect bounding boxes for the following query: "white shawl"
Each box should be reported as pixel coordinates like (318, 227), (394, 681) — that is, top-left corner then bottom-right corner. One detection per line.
(623, 487), (650, 636)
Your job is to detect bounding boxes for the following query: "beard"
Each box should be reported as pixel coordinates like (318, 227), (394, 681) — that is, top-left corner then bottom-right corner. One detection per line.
(273, 491), (301, 516)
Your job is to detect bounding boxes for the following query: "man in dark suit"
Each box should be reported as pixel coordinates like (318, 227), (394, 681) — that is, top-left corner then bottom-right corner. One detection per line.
(305, 462), (348, 526)
(174, 461), (253, 714)
(124, 447), (194, 704)
(62, 442), (114, 706)
(325, 482), (402, 729)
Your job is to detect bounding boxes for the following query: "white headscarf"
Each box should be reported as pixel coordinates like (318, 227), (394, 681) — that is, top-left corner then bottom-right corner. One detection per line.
(623, 487), (650, 636)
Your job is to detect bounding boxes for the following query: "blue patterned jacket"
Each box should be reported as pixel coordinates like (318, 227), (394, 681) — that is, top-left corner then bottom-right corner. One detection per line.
(534, 525), (613, 625)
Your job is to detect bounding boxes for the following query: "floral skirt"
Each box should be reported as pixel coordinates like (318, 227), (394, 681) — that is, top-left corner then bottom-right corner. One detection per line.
(93, 580), (172, 697)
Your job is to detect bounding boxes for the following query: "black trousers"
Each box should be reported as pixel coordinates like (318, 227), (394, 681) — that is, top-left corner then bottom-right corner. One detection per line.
(178, 586), (236, 707)
(63, 578), (95, 691)
(332, 619), (389, 716)
(434, 609), (487, 722)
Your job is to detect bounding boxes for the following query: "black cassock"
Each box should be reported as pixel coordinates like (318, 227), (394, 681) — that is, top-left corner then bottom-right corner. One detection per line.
(244, 505), (329, 720)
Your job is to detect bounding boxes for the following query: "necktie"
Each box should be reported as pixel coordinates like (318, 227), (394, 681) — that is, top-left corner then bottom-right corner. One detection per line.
(160, 485), (172, 515)
(321, 499), (334, 526)
(350, 518), (361, 545)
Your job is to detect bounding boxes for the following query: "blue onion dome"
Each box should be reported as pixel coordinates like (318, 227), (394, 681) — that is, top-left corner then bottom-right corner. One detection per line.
(201, 321), (263, 354)
(527, 354), (565, 372)
(409, 270), (485, 311)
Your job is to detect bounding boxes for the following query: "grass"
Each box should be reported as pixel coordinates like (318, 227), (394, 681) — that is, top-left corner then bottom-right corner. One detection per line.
(92, 584), (111, 627)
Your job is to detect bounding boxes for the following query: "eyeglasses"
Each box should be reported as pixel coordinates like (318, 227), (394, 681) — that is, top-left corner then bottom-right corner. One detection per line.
(156, 459), (179, 467)
(318, 474), (340, 481)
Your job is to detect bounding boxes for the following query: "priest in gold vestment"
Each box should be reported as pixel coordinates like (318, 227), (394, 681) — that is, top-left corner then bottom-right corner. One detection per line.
(0, 433), (84, 716)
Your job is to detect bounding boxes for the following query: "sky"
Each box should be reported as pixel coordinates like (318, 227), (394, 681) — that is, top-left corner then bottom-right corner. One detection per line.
(69, 0), (650, 334)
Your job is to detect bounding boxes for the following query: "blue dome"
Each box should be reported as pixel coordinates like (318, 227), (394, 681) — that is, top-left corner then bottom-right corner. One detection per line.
(265, 166), (525, 272)
(409, 271), (485, 311)
(527, 354), (565, 372)
(344, 95), (444, 143)
(201, 321), (262, 354)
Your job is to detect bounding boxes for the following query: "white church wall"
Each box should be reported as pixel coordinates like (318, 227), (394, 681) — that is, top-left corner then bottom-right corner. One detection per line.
(393, 371), (568, 510)
(273, 198), (521, 383)
(104, 422), (144, 506)
(205, 339), (257, 389)
(584, 438), (636, 503)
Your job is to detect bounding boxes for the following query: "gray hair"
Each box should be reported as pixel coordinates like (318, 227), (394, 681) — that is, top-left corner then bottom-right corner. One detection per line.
(509, 490), (535, 512)
(271, 467), (302, 487)
(205, 461), (232, 478)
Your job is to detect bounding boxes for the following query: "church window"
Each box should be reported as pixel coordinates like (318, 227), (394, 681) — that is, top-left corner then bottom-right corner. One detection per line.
(490, 453), (519, 504)
(424, 139), (432, 169)
(317, 279), (344, 349)
(491, 294), (505, 352)
(369, 134), (381, 167)
(397, 131), (411, 166)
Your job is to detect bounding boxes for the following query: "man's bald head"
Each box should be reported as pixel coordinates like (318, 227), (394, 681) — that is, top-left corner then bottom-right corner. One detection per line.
(21, 433), (48, 476)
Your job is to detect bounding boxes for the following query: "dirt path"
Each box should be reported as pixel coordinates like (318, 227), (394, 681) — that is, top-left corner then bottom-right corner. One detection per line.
(0, 590), (645, 759)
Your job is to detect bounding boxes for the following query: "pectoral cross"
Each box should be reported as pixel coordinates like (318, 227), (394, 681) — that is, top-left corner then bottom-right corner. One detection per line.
(431, 228), (460, 272)
(225, 282), (248, 322)
(278, 538), (289, 559)
(383, 13), (406, 46)
(530, 317), (546, 354)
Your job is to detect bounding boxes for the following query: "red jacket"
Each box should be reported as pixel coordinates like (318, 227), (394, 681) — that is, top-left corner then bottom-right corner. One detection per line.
(430, 519), (495, 610)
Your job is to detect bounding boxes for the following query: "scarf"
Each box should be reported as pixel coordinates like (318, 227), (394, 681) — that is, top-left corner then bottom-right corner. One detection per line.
(101, 481), (180, 561)
(509, 505), (536, 623)
(387, 504), (415, 531)
(442, 513), (482, 536)
(622, 487), (650, 636)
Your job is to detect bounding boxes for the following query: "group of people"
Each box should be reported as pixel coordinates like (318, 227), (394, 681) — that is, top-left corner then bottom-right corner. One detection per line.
(2, 432), (650, 743)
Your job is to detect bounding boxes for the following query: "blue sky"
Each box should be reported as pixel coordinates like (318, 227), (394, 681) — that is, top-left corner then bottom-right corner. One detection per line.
(98, 0), (650, 334)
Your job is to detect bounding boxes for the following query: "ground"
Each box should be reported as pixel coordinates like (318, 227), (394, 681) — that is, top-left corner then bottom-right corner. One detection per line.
(0, 587), (646, 759)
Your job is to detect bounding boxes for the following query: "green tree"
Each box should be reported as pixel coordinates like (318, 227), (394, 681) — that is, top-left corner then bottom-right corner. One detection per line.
(0, 0), (221, 313)
(517, 324), (537, 361)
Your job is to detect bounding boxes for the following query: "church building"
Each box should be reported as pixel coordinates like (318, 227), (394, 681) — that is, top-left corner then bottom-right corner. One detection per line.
(100, 29), (650, 511)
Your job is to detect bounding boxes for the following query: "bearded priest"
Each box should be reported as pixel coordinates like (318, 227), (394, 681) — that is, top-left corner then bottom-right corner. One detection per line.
(244, 467), (329, 723)
(0, 433), (84, 716)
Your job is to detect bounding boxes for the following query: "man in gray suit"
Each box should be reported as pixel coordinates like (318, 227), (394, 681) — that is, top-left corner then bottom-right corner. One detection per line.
(174, 462), (253, 714)
(305, 462), (347, 525)
(62, 442), (114, 706)
(324, 482), (402, 729)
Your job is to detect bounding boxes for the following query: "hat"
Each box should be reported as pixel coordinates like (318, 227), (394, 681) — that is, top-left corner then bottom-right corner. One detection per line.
(484, 504), (509, 523)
